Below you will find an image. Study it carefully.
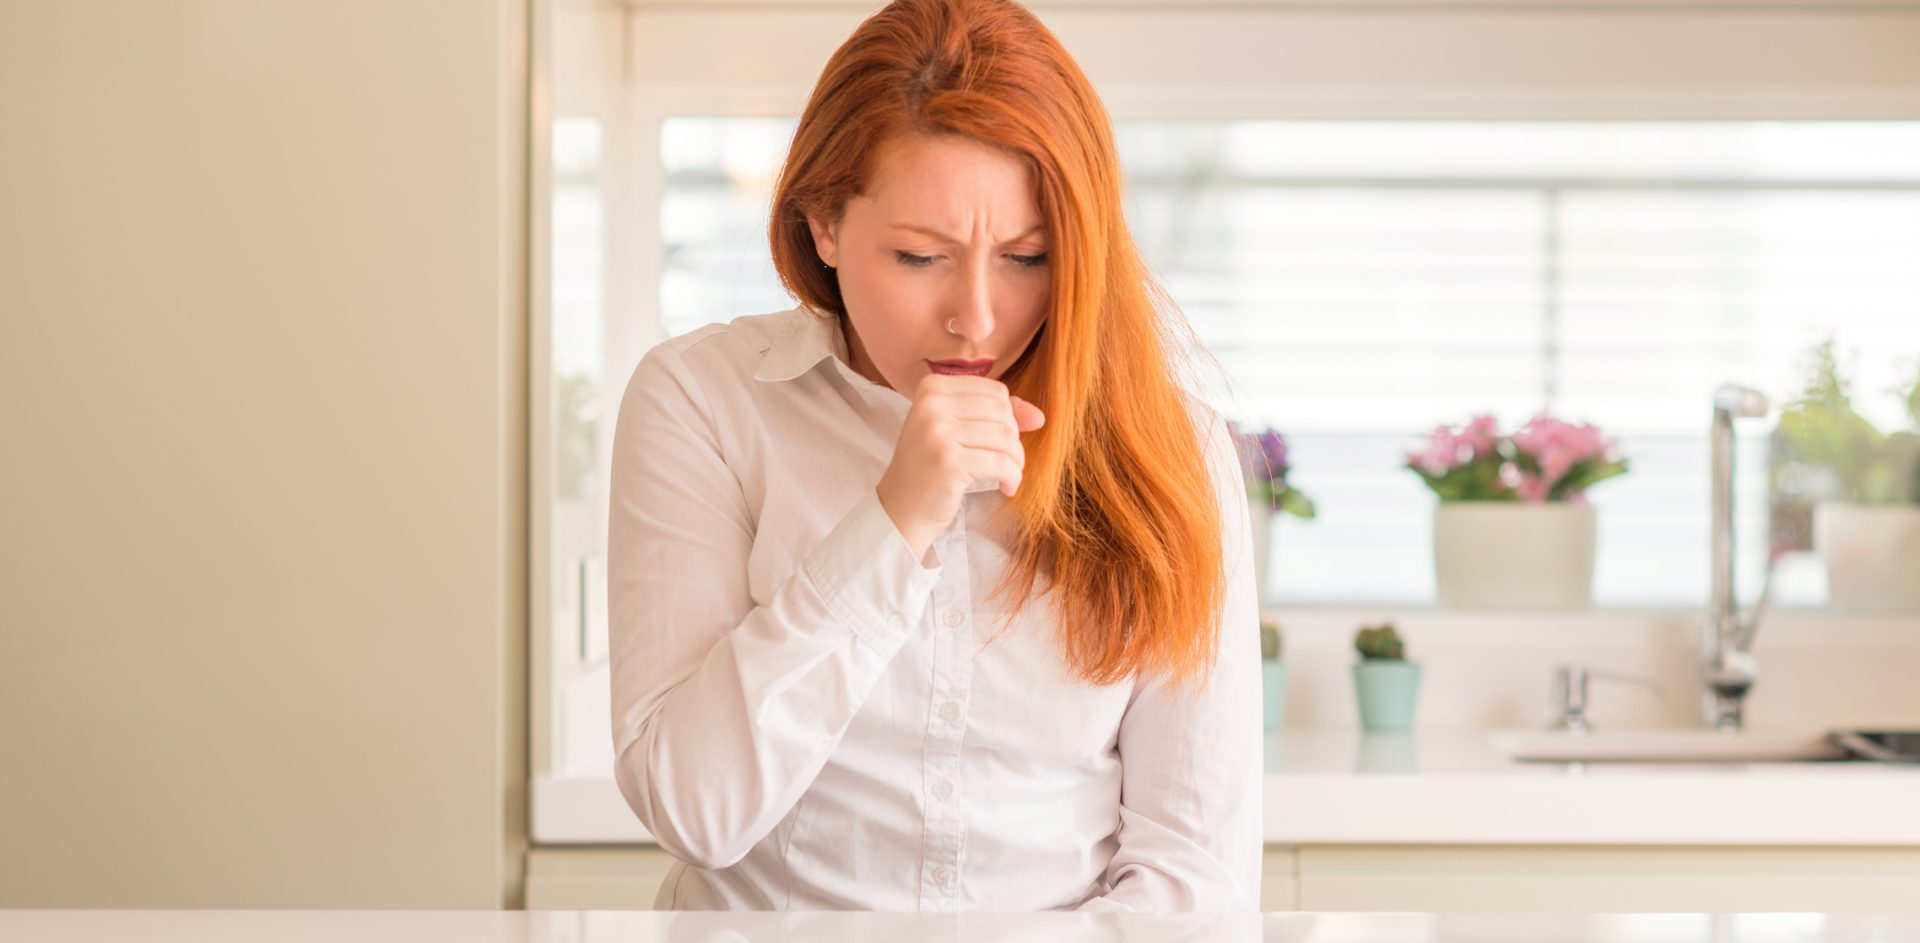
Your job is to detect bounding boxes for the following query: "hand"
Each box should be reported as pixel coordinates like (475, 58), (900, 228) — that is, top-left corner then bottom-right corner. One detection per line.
(876, 372), (1046, 562)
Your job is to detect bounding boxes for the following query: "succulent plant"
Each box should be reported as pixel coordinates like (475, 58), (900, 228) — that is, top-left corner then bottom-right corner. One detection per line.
(1772, 338), (1920, 506)
(1354, 622), (1406, 661)
(1905, 363), (1920, 430)
(1260, 619), (1284, 661)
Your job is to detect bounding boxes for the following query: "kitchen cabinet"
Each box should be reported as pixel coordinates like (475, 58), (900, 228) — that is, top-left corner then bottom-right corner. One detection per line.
(1290, 846), (1920, 911)
(13, 910), (1920, 940)
(525, 845), (1920, 912)
(524, 848), (1301, 910)
(526, 848), (678, 910)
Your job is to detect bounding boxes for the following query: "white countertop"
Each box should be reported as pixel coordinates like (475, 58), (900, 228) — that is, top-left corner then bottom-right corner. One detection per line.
(8, 910), (1920, 942)
(1257, 728), (1920, 845)
(532, 728), (1920, 847)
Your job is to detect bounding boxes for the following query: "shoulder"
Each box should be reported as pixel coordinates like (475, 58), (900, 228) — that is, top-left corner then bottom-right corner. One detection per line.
(620, 306), (803, 406)
(638, 307), (795, 377)
(1179, 390), (1234, 468)
(1175, 391), (1247, 518)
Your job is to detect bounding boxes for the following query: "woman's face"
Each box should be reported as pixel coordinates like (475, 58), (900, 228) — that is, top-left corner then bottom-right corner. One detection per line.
(807, 133), (1051, 392)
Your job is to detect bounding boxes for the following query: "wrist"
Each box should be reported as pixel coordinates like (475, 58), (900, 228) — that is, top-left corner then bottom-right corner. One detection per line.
(876, 488), (938, 563)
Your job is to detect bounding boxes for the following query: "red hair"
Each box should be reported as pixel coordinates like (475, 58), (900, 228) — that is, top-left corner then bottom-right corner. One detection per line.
(768, 0), (1228, 691)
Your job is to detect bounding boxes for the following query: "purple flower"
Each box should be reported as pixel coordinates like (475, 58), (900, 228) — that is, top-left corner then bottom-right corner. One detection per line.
(1228, 420), (1291, 485)
(1256, 430), (1289, 480)
(1229, 420), (1318, 519)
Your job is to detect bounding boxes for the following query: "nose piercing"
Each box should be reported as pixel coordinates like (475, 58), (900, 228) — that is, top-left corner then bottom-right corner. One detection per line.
(946, 318), (961, 336)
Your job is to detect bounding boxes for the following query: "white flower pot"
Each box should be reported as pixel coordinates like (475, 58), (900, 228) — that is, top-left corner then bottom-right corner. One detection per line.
(1248, 497), (1273, 607)
(1814, 501), (1920, 613)
(1433, 502), (1597, 610)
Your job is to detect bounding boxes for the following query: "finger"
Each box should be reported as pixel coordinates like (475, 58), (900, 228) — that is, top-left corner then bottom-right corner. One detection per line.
(931, 388), (1025, 424)
(964, 450), (1022, 498)
(996, 452), (1024, 497)
(916, 372), (1009, 400)
(950, 418), (1025, 469)
(1009, 395), (1045, 432)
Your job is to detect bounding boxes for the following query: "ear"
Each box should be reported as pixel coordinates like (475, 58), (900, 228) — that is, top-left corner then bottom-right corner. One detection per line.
(805, 213), (839, 269)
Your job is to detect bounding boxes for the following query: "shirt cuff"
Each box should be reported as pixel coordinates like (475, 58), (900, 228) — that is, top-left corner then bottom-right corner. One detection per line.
(800, 487), (944, 651)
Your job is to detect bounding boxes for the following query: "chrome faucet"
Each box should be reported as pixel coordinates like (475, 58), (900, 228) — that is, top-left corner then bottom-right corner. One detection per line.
(1704, 383), (1773, 731)
(1550, 664), (1666, 734)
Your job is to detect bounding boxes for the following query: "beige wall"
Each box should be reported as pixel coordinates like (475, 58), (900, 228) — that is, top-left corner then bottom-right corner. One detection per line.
(0, 0), (530, 908)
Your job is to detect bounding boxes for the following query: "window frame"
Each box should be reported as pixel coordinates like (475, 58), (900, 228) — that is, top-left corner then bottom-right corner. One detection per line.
(527, 0), (1920, 842)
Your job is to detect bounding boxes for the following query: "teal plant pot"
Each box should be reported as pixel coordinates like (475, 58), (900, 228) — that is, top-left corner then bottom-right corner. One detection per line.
(1352, 660), (1420, 733)
(1261, 660), (1288, 731)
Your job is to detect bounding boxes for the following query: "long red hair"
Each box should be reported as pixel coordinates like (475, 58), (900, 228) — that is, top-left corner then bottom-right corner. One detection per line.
(768, 0), (1229, 691)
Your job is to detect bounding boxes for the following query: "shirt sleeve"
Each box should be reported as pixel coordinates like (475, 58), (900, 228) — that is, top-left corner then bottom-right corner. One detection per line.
(605, 343), (943, 871)
(1076, 407), (1265, 912)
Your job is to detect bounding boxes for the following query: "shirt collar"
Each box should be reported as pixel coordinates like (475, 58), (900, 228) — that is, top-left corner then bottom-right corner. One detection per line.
(752, 304), (846, 383)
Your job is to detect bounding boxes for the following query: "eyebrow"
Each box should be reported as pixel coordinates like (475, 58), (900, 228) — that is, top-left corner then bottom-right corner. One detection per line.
(889, 223), (1046, 245)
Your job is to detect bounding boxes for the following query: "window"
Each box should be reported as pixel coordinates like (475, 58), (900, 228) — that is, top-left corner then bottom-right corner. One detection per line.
(653, 117), (1920, 609)
(530, 0), (1920, 837)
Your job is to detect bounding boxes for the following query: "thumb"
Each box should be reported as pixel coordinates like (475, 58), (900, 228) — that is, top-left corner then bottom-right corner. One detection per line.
(1010, 395), (1046, 432)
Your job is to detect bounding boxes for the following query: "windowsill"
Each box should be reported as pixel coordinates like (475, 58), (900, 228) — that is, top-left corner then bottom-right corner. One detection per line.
(1254, 606), (1918, 644)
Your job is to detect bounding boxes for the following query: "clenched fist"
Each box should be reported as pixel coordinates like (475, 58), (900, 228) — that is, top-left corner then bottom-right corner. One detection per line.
(876, 372), (1046, 563)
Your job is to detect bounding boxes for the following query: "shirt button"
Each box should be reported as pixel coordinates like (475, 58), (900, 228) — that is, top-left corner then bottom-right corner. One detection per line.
(938, 701), (960, 723)
(932, 866), (953, 886)
(931, 781), (953, 800)
(887, 614), (905, 630)
(943, 609), (965, 627)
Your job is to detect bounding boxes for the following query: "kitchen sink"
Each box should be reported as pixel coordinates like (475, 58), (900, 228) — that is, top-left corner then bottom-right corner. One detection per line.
(1488, 727), (1850, 763)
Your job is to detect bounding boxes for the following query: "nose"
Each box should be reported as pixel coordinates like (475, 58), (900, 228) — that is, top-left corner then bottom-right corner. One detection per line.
(945, 256), (996, 342)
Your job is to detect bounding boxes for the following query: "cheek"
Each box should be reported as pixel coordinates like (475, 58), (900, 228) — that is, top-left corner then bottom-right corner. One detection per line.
(844, 264), (930, 318)
(1009, 278), (1050, 331)
(840, 268), (934, 368)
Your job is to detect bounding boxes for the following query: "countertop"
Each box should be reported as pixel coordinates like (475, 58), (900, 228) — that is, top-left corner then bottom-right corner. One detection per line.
(8, 911), (1920, 942)
(532, 728), (1920, 846)
(1257, 728), (1920, 845)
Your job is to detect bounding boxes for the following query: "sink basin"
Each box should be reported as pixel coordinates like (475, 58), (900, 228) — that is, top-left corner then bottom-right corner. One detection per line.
(1488, 727), (1849, 763)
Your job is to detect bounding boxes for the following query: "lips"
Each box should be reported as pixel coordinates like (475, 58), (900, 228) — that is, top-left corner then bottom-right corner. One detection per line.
(927, 359), (994, 377)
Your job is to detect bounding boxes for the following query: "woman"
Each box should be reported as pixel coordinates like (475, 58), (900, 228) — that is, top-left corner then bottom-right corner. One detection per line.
(607, 0), (1261, 912)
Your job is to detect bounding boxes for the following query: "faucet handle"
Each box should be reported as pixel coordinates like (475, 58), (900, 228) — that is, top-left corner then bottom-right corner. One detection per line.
(1580, 666), (1666, 698)
(1550, 663), (1666, 733)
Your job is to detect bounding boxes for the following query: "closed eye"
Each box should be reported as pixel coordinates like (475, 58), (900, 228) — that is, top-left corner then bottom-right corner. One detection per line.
(894, 250), (1049, 269)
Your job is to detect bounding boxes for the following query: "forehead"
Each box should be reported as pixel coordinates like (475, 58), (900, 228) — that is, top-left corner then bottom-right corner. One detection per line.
(853, 133), (1041, 226)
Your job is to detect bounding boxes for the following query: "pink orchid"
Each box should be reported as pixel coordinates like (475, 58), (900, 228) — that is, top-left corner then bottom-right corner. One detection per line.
(1407, 413), (1503, 476)
(1411, 411), (1629, 503)
(1511, 415), (1614, 495)
(1409, 427), (1461, 476)
(1459, 414), (1500, 455)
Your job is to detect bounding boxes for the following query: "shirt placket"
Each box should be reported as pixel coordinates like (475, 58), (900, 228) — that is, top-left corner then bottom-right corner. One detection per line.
(917, 512), (975, 911)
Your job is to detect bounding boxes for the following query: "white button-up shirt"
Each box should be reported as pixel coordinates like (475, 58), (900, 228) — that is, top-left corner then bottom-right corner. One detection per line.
(607, 303), (1262, 911)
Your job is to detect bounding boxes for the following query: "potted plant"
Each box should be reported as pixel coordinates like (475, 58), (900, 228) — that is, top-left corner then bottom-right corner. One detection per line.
(1406, 413), (1629, 609)
(1352, 622), (1419, 733)
(1771, 339), (1920, 612)
(1229, 421), (1318, 606)
(1260, 618), (1288, 731)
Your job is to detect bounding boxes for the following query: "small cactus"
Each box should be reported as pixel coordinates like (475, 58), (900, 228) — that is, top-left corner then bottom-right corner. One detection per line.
(1260, 619), (1284, 661)
(1354, 622), (1406, 660)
